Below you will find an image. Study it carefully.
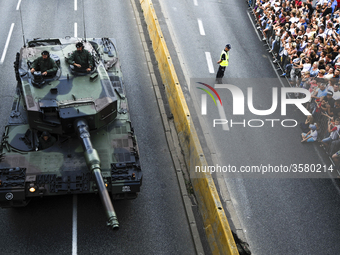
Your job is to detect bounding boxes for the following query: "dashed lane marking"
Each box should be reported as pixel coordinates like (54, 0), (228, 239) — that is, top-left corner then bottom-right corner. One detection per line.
(217, 103), (229, 131)
(0, 23), (15, 65)
(205, 52), (214, 73)
(197, 18), (205, 36)
(16, 0), (22, 10)
(74, 22), (77, 38)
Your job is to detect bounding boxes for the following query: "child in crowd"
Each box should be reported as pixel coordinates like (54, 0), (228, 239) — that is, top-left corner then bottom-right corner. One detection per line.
(301, 124), (318, 143)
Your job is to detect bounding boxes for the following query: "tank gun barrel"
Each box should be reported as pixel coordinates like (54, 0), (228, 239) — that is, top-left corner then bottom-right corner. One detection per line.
(75, 119), (119, 229)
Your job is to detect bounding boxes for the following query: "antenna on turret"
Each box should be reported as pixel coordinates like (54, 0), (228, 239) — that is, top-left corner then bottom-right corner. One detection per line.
(19, 5), (26, 47)
(82, 0), (87, 42)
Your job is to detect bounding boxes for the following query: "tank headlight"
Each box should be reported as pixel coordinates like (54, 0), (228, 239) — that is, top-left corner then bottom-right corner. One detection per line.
(105, 183), (108, 187)
(29, 183), (36, 193)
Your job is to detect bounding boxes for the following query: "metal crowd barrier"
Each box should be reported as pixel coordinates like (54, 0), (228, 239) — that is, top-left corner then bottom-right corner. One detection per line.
(249, 3), (293, 87)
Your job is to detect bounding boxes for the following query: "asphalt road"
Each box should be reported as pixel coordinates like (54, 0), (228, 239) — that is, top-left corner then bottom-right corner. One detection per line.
(0, 0), (196, 254)
(153, 0), (340, 254)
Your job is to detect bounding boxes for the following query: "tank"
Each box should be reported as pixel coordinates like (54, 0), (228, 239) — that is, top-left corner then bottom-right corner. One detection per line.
(0, 37), (142, 229)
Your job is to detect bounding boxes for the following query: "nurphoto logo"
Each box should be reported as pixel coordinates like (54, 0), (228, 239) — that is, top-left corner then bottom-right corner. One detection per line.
(196, 81), (312, 129)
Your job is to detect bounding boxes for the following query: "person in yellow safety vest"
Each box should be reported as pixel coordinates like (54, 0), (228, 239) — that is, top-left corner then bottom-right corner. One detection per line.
(216, 44), (231, 84)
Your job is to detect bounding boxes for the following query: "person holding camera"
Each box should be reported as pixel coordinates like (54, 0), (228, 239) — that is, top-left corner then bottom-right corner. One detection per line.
(322, 2), (333, 18)
(325, 21), (334, 38)
(302, 57), (312, 75)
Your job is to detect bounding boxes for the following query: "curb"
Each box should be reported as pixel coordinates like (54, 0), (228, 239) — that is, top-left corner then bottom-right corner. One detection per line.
(138, 0), (239, 254)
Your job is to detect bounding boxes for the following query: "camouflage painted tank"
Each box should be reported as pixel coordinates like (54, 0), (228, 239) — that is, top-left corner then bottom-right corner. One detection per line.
(0, 37), (142, 229)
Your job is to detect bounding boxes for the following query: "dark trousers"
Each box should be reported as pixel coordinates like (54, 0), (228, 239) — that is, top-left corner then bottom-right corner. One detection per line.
(216, 65), (226, 83)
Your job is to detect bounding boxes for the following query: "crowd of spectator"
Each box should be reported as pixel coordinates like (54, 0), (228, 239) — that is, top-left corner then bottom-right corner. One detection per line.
(252, 0), (340, 166)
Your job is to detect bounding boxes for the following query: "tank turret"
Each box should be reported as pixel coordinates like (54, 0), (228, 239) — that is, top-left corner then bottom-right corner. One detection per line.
(0, 37), (142, 228)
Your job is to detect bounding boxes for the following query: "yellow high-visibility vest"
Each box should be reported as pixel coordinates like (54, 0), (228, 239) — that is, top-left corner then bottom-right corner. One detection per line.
(220, 50), (229, 67)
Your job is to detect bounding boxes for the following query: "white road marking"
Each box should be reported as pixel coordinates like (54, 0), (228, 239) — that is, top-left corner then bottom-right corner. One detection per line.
(74, 22), (77, 38)
(16, 0), (22, 10)
(74, 0), (77, 11)
(193, 0), (198, 6)
(72, 195), (77, 255)
(214, 84), (231, 131)
(201, 94), (207, 115)
(197, 19), (205, 36)
(205, 52), (214, 73)
(0, 23), (15, 64)
(246, 11), (261, 41)
(217, 103), (229, 130)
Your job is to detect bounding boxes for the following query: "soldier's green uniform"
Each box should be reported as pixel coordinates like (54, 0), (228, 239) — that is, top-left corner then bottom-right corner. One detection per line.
(68, 50), (94, 69)
(31, 56), (58, 75)
(38, 133), (56, 150)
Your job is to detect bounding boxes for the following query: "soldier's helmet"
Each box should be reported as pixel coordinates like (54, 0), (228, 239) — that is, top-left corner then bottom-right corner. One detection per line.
(76, 42), (84, 49)
(41, 50), (50, 56)
(41, 131), (50, 138)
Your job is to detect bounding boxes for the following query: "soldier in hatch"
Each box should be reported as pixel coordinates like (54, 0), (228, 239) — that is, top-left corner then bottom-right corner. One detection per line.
(38, 131), (56, 150)
(68, 42), (94, 72)
(30, 50), (58, 76)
